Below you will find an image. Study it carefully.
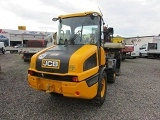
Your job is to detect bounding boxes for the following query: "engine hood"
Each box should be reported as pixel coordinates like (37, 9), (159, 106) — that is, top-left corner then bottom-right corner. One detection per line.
(36, 45), (83, 73)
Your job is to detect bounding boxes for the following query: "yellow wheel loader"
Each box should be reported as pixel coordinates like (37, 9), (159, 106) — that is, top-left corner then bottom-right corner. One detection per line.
(28, 11), (123, 105)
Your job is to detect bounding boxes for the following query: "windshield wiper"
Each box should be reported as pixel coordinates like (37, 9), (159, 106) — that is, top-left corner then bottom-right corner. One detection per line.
(80, 24), (83, 42)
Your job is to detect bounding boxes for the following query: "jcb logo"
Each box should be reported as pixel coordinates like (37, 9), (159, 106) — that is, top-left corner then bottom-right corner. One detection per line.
(42, 59), (60, 69)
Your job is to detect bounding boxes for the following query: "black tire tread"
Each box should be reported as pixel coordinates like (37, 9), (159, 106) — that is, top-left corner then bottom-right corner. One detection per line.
(107, 69), (116, 83)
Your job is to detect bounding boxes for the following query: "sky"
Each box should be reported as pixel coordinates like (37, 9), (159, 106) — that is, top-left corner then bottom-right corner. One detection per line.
(0, 0), (160, 37)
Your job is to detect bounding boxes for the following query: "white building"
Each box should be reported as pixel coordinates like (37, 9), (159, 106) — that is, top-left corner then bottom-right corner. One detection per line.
(0, 29), (52, 46)
(124, 36), (156, 47)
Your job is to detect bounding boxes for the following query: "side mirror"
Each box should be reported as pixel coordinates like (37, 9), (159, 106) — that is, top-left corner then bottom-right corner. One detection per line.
(52, 18), (59, 21)
(107, 27), (114, 35)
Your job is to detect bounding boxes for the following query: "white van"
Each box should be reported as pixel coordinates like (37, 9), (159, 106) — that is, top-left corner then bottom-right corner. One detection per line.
(125, 44), (139, 58)
(0, 42), (6, 54)
(139, 43), (148, 57)
(131, 45), (140, 58)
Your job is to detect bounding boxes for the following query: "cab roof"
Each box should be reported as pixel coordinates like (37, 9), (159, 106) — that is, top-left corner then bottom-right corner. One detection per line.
(58, 11), (102, 19)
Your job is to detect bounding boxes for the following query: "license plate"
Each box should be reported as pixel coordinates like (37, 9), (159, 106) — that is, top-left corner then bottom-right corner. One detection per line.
(45, 81), (62, 93)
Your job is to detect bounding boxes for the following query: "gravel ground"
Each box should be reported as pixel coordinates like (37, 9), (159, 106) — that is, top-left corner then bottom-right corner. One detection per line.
(0, 53), (160, 120)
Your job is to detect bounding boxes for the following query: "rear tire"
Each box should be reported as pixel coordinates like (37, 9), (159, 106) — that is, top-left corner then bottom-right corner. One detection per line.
(107, 69), (116, 83)
(92, 72), (107, 106)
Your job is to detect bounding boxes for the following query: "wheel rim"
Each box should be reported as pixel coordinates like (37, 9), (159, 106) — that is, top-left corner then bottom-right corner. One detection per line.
(101, 78), (106, 97)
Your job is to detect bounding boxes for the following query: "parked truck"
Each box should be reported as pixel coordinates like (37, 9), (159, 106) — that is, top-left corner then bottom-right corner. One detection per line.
(124, 36), (157, 58)
(139, 42), (158, 58)
(147, 36), (160, 58)
(121, 45), (134, 60)
(27, 11), (124, 105)
(22, 40), (47, 62)
(123, 44), (140, 59)
(139, 43), (149, 57)
(130, 44), (140, 58)
(6, 33), (56, 62)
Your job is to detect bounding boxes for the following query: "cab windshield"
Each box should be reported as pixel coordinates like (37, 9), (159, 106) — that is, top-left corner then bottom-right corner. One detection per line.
(57, 15), (100, 45)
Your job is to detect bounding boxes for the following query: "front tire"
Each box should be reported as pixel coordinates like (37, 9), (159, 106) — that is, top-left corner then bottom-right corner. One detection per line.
(92, 72), (107, 106)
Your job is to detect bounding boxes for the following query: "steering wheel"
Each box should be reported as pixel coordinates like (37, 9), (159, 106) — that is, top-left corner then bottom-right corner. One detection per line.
(69, 30), (82, 44)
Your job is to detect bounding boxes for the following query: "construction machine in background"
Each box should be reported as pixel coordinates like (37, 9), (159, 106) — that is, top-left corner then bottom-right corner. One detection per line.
(102, 28), (124, 76)
(111, 36), (135, 60)
(28, 11), (123, 105)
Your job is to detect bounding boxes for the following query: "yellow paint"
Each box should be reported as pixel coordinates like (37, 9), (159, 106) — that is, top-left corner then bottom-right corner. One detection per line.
(69, 45), (98, 73)
(18, 26), (26, 30)
(112, 36), (124, 43)
(28, 43), (108, 100)
(58, 11), (102, 19)
(28, 75), (98, 99)
(99, 46), (105, 66)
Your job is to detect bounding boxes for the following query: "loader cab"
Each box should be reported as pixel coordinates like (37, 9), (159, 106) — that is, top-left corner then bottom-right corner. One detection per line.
(52, 12), (105, 46)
